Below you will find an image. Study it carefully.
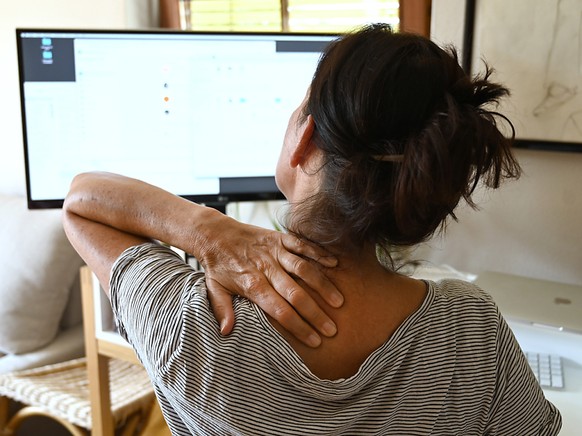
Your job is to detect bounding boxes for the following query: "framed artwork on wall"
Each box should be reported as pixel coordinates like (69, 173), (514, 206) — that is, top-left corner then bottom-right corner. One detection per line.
(463, 0), (582, 152)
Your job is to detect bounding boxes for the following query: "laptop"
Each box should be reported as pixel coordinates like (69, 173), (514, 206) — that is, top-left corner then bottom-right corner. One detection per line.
(474, 271), (582, 334)
(476, 272), (582, 427)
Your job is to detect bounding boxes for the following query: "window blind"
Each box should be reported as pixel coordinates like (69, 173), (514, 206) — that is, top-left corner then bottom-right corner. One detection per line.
(179, 0), (400, 33)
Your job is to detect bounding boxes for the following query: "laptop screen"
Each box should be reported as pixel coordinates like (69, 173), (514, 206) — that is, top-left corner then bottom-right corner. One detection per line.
(16, 29), (336, 209)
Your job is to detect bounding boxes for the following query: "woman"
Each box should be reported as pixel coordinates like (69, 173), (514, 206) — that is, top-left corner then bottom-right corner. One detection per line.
(63, 25), (561, 435)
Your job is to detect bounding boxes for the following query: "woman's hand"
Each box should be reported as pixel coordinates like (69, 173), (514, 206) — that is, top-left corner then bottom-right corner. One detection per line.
(196, 214), (343, 348)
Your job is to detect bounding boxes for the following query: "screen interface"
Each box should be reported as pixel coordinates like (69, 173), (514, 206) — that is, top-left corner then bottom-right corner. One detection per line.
(17, 30), (335, 207)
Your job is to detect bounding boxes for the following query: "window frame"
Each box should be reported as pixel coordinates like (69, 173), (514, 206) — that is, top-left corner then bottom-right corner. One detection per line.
(161, 0), (431, 36)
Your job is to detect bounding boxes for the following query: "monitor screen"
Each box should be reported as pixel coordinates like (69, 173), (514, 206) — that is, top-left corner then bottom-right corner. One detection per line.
(16, 29), (336, 209)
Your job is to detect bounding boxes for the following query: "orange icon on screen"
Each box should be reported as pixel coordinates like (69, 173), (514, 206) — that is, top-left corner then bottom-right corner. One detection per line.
(164, 96), (170, 102)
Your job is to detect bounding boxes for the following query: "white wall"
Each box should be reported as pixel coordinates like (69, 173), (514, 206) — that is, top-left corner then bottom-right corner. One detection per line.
(0, 0), (128, 196)
(420, 0), (582, 286)
(415, 148), (582, 285)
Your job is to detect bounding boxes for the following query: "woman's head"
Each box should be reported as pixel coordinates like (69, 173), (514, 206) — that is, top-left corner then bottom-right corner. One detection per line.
(284, 24), (520, 253)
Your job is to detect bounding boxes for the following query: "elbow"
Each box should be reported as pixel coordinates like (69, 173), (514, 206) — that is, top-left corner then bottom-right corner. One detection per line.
(63, 172), (95, 215)
(63, 173), (82, 214)
(62, 180), (80, 228)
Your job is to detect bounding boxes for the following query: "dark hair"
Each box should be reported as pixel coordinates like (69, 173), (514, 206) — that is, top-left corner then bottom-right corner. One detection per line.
(286, 24), (521, 252)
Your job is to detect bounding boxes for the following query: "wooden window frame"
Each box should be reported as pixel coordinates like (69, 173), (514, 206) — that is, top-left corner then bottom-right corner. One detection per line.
(399, 0), (431, 36)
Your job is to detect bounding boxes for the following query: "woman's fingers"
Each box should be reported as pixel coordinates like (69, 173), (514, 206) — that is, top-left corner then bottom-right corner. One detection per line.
(205, 262), (328, 348)
(278, 233), (344, 309)
(278, 250), (344, 309)
(259, 262), (338, 339)
(244, 277), (323, 348)
(206, 279), (236, 335)
(280, 233), (338, 267)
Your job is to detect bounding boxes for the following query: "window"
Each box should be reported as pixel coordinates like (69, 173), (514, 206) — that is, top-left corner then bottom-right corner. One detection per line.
(178, 0), (401, 33)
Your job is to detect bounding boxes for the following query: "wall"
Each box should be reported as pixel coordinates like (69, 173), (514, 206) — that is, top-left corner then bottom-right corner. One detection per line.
(419, 0), (582, 286)
(415, 148), (582, 285)
(0, 0), (129, 196)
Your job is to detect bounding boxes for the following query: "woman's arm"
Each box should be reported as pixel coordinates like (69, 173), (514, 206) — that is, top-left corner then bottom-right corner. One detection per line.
(62, 171), (342, 347)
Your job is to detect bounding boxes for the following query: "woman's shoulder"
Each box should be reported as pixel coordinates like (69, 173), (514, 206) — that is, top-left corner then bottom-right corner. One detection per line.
(430, 278), (496, 305)
(418, 278), (501, 336)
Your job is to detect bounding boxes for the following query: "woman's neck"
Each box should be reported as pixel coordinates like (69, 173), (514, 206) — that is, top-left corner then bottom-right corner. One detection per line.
(269, 242), (428, 380)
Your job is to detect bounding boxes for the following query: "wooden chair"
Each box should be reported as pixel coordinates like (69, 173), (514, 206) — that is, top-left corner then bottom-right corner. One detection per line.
(0, 266), (158, 435)
(80, 265), (158, 435)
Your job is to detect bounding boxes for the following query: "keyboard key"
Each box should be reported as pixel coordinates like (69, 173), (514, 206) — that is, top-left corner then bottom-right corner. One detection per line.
(526, 352), (564, 390)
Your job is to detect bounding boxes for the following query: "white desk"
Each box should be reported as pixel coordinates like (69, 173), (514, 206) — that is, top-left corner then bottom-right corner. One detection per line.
(508, 321), (582, 436)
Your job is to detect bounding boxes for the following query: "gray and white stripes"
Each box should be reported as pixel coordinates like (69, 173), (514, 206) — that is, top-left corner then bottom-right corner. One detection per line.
(110, 243), (561, 435)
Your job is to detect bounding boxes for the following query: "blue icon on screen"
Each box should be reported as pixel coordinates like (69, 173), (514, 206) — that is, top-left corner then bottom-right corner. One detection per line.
(42, 38), (52, 46)
(42, 49), (54, 65)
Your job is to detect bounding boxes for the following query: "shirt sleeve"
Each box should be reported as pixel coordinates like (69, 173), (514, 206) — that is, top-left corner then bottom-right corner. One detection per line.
(109, 242), (210, 377)
(485, 311), (562, 435)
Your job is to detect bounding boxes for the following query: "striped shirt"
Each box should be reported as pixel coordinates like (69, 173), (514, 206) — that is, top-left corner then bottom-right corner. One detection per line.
(110, 243), (561, 435)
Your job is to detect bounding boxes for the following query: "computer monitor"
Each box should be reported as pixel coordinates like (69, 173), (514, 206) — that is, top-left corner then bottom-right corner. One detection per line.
(16, 29), (336, 210)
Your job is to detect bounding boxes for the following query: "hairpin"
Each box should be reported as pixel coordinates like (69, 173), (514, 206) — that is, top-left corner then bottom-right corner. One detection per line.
(372, 154), (405, 162)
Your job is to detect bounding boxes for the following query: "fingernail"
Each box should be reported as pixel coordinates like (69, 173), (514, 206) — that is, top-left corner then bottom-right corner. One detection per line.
(307, 333), (322, 348)
(322, 321), (337, 337)
(329, 292), (344, 308)
(320, 256), (338, 267)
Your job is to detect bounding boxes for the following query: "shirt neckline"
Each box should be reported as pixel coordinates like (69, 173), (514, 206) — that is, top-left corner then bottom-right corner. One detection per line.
(251, 280), (436, 390)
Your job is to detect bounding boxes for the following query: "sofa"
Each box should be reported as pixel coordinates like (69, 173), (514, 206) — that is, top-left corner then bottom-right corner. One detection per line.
(0, 194), (85, 373)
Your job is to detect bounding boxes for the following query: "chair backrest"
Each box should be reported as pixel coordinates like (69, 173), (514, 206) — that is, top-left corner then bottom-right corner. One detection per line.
(80, 266), (170, 436)
(81, 266), (143, 435)
(81, 265), (115, 435)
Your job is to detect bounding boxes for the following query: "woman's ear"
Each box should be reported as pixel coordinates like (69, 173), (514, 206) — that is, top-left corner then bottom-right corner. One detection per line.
(290, 115), (316, 168)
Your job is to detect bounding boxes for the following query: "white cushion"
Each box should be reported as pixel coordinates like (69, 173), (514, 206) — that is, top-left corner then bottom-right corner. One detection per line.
(0, 195), (84, 354)
(0, 325), (85, 373)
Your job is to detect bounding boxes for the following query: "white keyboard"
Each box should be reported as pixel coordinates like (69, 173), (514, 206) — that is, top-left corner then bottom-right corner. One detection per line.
(526, 352), (564, 389)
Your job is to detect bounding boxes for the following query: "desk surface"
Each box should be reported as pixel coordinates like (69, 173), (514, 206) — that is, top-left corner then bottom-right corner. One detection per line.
(508, 320), (582, 436)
